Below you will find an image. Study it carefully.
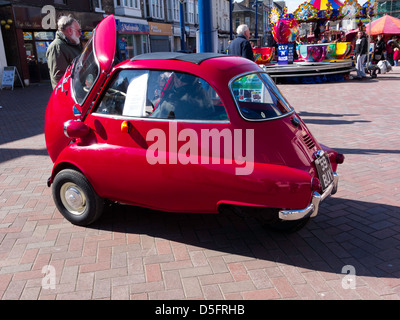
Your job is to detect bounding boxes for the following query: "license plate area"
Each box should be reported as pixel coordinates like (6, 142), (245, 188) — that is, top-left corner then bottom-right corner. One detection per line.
(314, 151), (334, 191)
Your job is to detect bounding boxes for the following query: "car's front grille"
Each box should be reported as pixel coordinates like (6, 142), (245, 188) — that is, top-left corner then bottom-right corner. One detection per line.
(303, 133), (315, 150)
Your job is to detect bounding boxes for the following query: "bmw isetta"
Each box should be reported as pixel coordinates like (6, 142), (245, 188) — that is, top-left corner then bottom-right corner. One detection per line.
(45, 15), (344, 232)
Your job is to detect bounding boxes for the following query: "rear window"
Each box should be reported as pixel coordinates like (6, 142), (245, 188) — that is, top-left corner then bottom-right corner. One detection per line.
(230, 72), (293, 120)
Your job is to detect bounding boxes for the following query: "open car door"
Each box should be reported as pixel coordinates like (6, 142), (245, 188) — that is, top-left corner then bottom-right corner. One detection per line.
(45, 15), (117, 162)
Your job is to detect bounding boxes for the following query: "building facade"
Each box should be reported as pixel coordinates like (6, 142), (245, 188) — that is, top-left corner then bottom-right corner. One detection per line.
(0, 0), (108, 85)
(0, 0), (233, 85)
(376, 0), (400, 19)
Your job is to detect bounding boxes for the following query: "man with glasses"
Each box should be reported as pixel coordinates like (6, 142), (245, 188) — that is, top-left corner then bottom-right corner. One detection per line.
(46, 15), (83, 88)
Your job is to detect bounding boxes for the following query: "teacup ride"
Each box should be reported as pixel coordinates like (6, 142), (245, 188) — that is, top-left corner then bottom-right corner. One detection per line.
(308, 45), (328, 62)
(326, 43), (337, 60)
(297, 44), (329, 62)
(298, 45), (308, 60)
(253, 47), (275, 64)
(334, 42), (351, 59)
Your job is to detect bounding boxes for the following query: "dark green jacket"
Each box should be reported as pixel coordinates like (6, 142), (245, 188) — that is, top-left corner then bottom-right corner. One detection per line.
(46, 31), (82, 89)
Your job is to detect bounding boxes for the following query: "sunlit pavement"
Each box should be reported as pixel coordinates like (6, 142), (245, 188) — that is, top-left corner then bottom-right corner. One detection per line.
(0, 67), (399, 300)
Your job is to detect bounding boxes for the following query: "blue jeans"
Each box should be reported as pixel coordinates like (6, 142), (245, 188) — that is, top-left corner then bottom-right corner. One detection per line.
(356, 54), (367, 77)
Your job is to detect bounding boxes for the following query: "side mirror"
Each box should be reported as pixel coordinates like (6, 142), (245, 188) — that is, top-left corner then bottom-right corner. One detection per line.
(64, 120), (90, 139)
(73, 105), (82, 117)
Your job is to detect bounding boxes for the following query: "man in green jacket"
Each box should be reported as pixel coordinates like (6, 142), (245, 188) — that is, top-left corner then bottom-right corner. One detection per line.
(46, 15), (82, 89)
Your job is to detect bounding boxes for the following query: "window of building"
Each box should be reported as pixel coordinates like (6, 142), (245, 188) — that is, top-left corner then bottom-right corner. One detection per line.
(93, 0), (103, 11)
(167, 0), (180, 21)
(115, 0), (139, 9)
(150, 0), (164, 19)
(186, 0), (195, 24)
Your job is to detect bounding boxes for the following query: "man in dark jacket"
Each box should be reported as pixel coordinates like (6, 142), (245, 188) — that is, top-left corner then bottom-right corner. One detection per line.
(228, 24), (254, 61)
(354, 31), (368, 79)
(46, 15), (82, 88)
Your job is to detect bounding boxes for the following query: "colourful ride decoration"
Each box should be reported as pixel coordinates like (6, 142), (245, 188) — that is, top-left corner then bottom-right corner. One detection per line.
(253, 47), (275, 64)
(272, 18), (300, 44)
(308, 0), (343, 10)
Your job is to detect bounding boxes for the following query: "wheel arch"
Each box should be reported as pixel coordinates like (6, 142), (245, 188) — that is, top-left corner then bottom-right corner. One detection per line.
(48, 161), (85, 187)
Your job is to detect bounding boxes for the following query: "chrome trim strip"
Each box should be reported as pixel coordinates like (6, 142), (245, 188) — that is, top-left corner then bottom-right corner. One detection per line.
(91, 113), (231, 124)
(279, 172), (339, 221)
(63, 120), (71, 138)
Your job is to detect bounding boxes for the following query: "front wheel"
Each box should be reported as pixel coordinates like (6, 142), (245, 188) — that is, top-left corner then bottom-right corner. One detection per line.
(52, 169), (104, 226)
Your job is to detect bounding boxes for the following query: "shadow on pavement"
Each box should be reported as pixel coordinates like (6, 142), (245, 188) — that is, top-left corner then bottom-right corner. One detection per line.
(298, 112), (360, 118)
(298, 111), (371, 126)
(334, 147), (400, 155)
(91, 196), (400, 279)
(0, 148), (49, 163)
(0, 84), (52, 146)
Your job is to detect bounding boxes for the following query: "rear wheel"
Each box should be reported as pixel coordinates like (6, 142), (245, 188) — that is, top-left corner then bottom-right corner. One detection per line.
(52, 169), (104, 226)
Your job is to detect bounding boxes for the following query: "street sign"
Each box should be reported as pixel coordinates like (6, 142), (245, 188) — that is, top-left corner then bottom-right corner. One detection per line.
(1, 66), (24, 90)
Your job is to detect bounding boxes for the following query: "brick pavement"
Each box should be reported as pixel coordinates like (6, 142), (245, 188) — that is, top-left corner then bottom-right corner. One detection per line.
(0, 68), (400, 300)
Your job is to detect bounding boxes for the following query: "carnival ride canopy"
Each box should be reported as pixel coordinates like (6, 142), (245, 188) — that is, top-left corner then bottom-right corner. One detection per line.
(365, 14), (400, 35)
(279, 0), (378, 23)
(307, 0), (343, 11)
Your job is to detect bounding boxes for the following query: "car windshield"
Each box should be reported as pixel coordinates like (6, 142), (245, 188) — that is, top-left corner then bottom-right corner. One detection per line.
(231, 72), (293, 120)
(71, 36), (99, 105)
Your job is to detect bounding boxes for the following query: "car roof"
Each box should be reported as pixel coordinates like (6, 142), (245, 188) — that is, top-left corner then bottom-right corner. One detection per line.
(117, 53), (261, 92)
(131, 52), (227, 65)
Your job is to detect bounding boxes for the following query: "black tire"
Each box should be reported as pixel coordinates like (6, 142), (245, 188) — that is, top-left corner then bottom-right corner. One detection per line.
(52, 169), (104, 226)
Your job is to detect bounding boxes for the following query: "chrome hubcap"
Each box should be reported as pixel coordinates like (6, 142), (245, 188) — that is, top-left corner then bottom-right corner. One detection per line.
(60, 183), (86, 216)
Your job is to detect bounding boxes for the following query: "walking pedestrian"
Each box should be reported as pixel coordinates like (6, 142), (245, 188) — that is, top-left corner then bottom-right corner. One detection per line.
(354, 31), (368, 79)
(394, 47), (399, 66)
(373, 34), (385, 62)
(46, 15), (83, 89)
(227, 24), (254, 61)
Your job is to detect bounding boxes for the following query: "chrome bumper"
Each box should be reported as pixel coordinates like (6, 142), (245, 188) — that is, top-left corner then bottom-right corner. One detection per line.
(279, 173), (339, 221)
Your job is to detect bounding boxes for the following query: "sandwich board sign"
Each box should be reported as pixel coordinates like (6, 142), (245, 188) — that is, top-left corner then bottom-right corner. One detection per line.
(1, 66), (24, 90)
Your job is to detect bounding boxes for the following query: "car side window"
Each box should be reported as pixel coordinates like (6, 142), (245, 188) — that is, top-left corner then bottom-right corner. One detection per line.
(94, 69), (228, 121)
(231, 73), (293, 120)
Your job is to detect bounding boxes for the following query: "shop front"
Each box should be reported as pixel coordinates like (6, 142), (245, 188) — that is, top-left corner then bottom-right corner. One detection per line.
(116, 17), (149, 61)
(148, 22), (172, 53)
(0, 4), (103, 85)
(172, 25), (197, 52)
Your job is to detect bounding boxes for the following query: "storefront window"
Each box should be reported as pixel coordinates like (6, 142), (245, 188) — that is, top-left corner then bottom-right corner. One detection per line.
(34, 32), (55, 41)
(23, 32), (33, 41)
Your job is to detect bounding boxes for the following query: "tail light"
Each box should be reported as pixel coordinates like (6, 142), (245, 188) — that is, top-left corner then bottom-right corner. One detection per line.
(336, 153), (345, 164)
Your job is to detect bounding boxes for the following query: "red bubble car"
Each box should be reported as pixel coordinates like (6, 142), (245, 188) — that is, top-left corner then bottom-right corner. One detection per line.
(45, 15), (344, 232)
